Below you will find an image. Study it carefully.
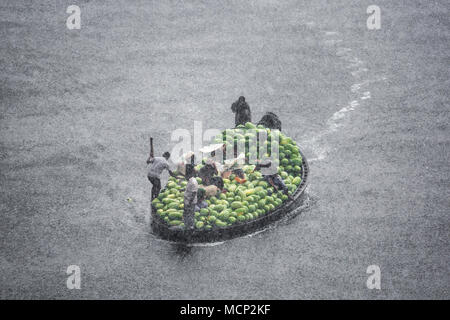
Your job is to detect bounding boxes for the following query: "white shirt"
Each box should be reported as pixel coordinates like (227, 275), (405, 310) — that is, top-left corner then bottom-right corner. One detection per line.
(147, 157), (170, 179)
(184, 177), (198, 205)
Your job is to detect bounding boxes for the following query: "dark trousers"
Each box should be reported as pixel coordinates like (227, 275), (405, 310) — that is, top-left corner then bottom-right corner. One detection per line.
(148, 176), (161, 201)
(183, 202), (195, 230)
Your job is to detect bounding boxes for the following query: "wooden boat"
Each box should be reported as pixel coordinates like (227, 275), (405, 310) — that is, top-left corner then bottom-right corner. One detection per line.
(151, 146), (309, 243)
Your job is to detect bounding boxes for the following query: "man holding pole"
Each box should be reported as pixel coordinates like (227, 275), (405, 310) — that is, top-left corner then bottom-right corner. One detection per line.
(147, 138), (176, 200)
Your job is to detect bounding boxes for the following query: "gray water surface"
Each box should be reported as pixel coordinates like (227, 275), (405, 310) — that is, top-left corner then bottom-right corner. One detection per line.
(0, 0), (449, 299)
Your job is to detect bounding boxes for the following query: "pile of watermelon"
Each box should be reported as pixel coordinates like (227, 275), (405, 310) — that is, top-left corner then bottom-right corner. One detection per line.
(151, 122), (303, 230)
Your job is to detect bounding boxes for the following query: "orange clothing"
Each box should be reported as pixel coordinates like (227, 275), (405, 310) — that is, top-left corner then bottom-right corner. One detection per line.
(234, 176), (247, 184)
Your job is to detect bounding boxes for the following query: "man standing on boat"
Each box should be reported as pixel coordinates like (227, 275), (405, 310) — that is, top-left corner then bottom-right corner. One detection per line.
(183, 176), (198, 230)
(231, 96), (251, 127)
(147, 151), (176, 201)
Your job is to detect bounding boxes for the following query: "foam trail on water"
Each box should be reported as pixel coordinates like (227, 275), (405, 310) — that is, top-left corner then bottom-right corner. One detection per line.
(300, 30), (387, 163)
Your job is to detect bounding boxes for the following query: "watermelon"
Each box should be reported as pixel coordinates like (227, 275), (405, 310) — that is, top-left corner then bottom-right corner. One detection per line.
(169, 220), (182, 226)
(195, 221), (204, 229)
(231, 201), (243, 209)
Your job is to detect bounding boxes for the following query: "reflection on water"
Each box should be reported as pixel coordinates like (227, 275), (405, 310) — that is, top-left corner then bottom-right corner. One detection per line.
(170, 243), (193, 259)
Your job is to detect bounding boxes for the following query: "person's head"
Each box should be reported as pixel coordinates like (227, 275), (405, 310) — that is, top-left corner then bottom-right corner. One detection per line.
(238, 96), (245, 102)
(182, 151), (195, 164)
(205, 159), (216, 169)
(162, 152), (170, 160)
(234, 169), (245, 179)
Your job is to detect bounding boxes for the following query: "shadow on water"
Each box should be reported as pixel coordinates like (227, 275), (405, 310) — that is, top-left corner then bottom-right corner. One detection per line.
(169, 243), (194, 260)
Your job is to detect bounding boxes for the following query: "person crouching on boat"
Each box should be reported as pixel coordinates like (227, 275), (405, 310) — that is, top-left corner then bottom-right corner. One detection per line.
(183, 176), (198, 230)
(221, 153), (246, 181)
(147, 151), (176, 201)
(255, 160), (294, 201)
(200, 176), (226, 198)
(233, 168), (247, 184)
(198, 159), (219, 185)
(265, 174), (293, 200)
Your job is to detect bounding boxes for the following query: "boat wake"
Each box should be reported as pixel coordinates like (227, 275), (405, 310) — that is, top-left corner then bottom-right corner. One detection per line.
(302, 30), (387, 164)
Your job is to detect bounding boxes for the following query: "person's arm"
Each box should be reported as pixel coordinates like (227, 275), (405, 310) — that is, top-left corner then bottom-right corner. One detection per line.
(260, 161), (272, 168)
(231, 102), (237, 113)
(213, 163), (219, 175)
(214, 186), (221, 197)
(168, 170), (177, 178)
(146, 157), (154, 164)
(164, 161), (177, 177)
(267, 177), (278, 190)
(254, 161), (271, 172)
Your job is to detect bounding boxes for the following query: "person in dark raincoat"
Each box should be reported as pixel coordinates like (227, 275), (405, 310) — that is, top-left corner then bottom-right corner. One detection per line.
(231, 96), (251, 127)
(258, 112), (282, 131)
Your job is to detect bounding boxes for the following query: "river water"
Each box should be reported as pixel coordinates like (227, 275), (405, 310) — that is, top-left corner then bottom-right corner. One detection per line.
(0, 0), (448, 299)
